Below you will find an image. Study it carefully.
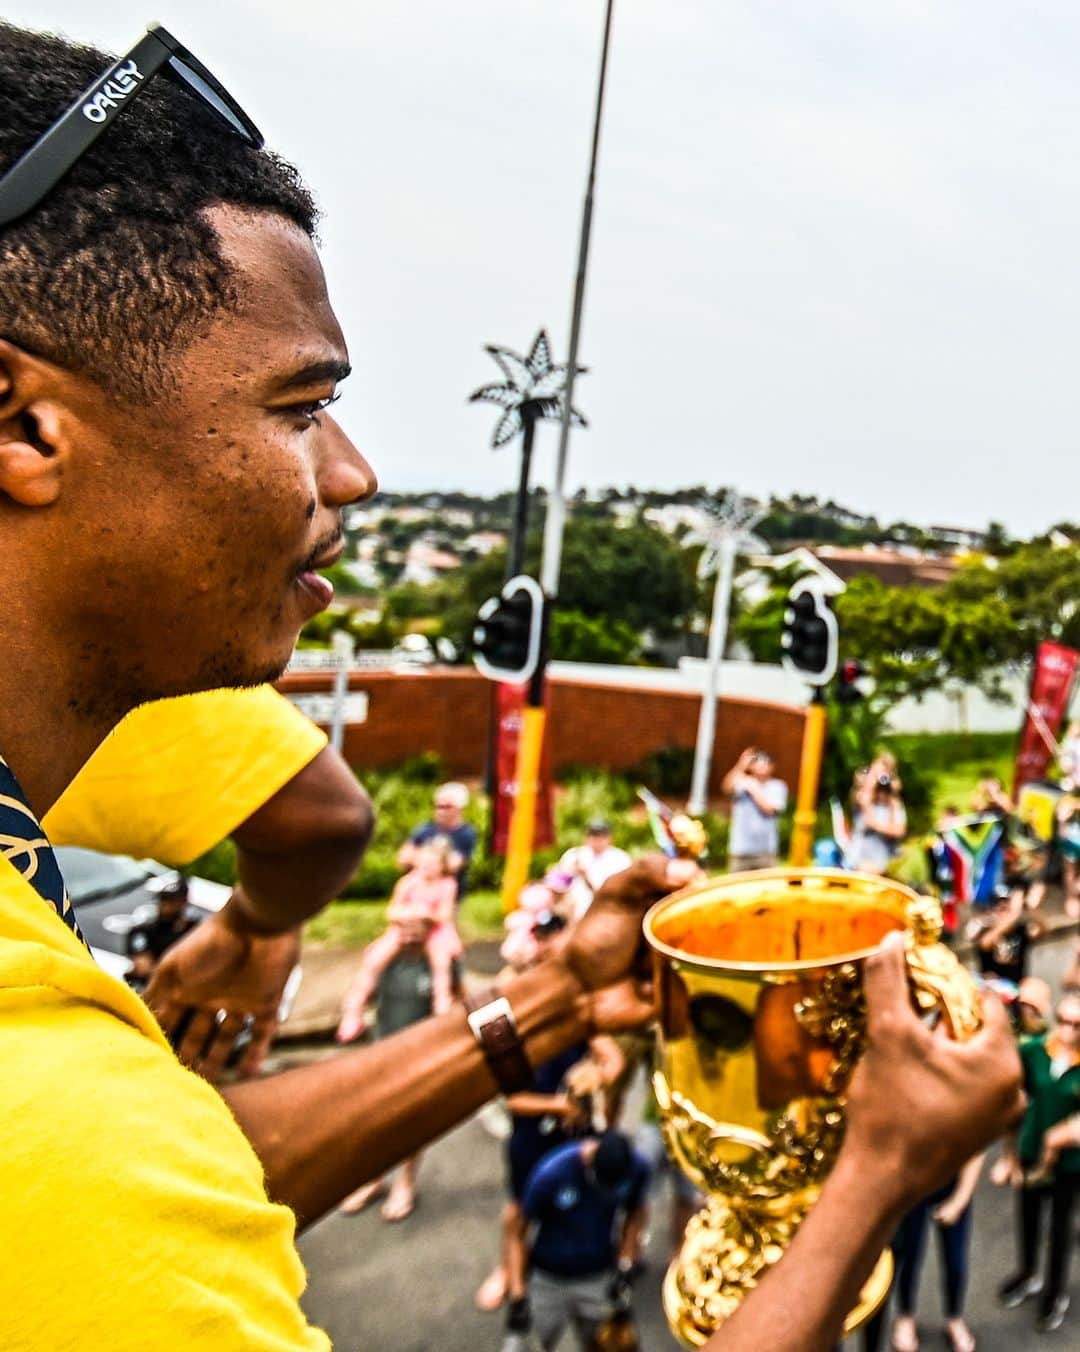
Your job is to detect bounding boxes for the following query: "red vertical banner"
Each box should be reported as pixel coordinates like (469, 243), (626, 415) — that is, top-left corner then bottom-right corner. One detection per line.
(1013, 640), (1080, 796)
(493, 683), (555, 855)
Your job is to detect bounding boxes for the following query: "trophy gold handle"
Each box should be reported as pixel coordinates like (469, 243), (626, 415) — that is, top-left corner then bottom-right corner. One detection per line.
(903, 897), (983, 1042)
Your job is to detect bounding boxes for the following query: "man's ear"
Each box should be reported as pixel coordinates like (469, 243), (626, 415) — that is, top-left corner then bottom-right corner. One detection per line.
(0, 340), (69, 508)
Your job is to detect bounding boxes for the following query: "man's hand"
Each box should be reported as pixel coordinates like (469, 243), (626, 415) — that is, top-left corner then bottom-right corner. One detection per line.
(558, 854), (703, 1033)
(144, 890), (301, 1082)
(840, 933), (1025, 1212)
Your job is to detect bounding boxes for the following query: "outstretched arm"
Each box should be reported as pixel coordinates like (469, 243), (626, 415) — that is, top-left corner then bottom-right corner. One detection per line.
(222, 855), (700, 1229)
(704, 935), (1024, 1352)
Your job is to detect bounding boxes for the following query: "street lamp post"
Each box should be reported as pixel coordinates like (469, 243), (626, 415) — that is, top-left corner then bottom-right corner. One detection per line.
(469, 330), (586, 581)
(686, 494), (764, 818)
(471, 0), (614, 906)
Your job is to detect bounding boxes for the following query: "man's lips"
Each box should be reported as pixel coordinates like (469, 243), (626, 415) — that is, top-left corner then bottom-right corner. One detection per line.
(295, 542), (344, 610)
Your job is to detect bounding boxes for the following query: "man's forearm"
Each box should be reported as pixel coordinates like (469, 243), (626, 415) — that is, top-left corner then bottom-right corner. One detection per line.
(232, 831), (366, 931)
(744, 783), (778, 815)
(705, 1154), (903, 1352)
(223, 962), (589, 1228)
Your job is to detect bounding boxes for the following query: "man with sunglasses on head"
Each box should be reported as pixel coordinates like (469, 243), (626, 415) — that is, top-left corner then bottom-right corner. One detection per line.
(0, 19), (1025, 1352)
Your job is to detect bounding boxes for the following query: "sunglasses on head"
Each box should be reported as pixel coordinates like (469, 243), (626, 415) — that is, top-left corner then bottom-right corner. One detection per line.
(0, 24), (262, 228)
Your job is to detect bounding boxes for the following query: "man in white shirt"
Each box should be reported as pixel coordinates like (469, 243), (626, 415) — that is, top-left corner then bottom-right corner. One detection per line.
(722, 748), (788, 872)
(559, 820), (632, 921)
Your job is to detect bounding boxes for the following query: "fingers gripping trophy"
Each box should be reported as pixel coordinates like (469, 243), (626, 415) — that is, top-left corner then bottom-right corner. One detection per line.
(642, 866), (981, 1346)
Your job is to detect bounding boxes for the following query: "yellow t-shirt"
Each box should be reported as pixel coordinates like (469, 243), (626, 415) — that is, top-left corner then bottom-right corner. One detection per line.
(0, 853), (330, 1350)
(43, 687), (327, 866)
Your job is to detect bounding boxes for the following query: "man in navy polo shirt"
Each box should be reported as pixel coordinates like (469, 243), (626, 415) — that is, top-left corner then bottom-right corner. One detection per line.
(503, 1130), (649, 1350)
(397, 781), (477, 900)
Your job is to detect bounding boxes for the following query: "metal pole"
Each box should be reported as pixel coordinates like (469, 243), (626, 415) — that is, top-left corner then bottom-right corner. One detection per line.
(540, 0), (614, 598)
(790, 697), (827, 866)
(499, 0), (615, 907)
(687, 535), (736, 816)
(507, 410), (536, 582)
(329, 629), (354, 754)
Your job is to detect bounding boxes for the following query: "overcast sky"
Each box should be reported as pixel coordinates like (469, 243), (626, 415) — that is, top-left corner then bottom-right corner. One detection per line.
(13, 2), (1080, 534)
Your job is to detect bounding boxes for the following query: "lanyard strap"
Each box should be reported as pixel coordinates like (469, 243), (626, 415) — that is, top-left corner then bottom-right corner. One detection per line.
(0, 758), (85, 944)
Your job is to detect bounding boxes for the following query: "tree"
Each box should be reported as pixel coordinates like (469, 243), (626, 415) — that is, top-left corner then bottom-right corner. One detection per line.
(945, 542), (1080, 656)
(735, 571), (1017, 704)
(549, 610), (640, 664)
(433, 518), (698, 653)
(555, 519), (697, 638)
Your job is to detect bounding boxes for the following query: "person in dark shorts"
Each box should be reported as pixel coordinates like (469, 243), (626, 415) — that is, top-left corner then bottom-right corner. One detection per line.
(476, 911), (625, 1313)
(502, 1130), (650, 1351)
(336, 924), (464, 1222)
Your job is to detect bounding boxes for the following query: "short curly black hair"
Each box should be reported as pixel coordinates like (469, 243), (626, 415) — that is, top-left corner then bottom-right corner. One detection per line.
(0, 22), (319, 400)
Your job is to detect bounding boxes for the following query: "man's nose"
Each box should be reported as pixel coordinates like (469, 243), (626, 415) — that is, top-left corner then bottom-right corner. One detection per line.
(319, 417), (378, 506)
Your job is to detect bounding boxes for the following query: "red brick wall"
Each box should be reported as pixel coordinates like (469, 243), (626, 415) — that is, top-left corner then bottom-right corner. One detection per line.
(275, 668), (807, 795)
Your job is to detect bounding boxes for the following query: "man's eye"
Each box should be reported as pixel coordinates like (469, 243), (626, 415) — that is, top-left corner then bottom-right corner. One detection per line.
(292, 392), (341, 424)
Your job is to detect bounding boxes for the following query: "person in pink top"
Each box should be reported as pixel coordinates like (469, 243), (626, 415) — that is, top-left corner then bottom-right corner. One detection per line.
(337, 840), (462, 1040)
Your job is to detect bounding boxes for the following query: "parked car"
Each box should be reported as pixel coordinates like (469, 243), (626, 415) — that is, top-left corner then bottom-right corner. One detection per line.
(56, 845), (230, 983)
(58, 848), (303, 1029)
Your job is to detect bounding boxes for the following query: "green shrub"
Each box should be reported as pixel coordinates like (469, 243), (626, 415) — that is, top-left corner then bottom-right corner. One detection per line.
(186, 838), (238, 888)
(393, 752), (444, 785)
(630, 745), (696, 797)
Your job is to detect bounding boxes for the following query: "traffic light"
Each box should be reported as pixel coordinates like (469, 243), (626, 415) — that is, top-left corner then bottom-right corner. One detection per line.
(472, 574), (544, 683)
(781, 579), (838, 686)
(836, 658), (865, 704)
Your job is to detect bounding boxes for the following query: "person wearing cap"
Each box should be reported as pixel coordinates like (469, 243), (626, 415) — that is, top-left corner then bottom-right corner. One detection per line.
(558, 821), (632, 921)
(502, 1129), (650, 1351)
(124, 877), (201, 993)
(722, 747), (789, 872)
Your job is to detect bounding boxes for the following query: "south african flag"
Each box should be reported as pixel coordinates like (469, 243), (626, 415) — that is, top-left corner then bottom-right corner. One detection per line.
(939, 815), (1005, 905)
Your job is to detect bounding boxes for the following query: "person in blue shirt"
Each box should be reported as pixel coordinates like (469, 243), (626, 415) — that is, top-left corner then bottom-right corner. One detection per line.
(476, 911), (626, 1314)
(397, 781), (478, 900)
(502, 1130), (650, 1350)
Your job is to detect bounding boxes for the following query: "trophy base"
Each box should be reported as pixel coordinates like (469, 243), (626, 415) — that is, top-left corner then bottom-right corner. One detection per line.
(661, 1197), (894, 1347)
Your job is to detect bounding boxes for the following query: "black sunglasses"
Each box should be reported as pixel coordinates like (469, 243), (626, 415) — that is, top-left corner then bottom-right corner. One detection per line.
(0, 23), (262, 228)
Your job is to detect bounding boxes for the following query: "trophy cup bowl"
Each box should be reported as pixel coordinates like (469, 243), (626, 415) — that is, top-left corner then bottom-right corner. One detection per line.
(642, 868), (981, 1347)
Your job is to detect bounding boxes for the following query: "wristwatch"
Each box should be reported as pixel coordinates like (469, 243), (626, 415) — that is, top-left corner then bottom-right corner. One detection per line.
(465, 988), (533, 1095)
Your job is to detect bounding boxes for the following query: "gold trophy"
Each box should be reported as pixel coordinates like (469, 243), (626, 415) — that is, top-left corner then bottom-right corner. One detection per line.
(643, 868), (981, 1347)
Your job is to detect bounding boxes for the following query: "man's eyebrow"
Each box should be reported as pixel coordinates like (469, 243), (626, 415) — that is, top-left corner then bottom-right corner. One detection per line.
(277, 359), (352, 390)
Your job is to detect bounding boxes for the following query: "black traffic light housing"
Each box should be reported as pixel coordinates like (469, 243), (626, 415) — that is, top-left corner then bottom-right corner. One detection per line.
(836, 658), (865, 704)
(781, 579), (838, 687)
(472, 574), (544, 684)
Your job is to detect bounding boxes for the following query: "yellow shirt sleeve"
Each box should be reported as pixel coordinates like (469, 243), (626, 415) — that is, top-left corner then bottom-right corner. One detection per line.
(43, 688), (327, 866)
(0, 861), (330, 1351)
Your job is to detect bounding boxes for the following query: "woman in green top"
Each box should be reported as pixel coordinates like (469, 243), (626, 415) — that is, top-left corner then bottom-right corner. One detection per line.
(996, 991), (1080, 1334)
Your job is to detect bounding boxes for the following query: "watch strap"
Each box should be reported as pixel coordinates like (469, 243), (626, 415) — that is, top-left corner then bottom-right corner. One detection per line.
(465, 988), (533, 1096)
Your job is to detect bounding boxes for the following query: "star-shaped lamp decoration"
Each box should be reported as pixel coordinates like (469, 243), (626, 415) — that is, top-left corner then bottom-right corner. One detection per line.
(469, 329), (588, 448)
